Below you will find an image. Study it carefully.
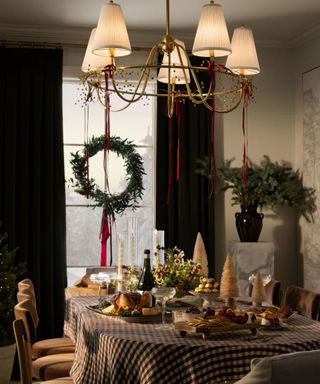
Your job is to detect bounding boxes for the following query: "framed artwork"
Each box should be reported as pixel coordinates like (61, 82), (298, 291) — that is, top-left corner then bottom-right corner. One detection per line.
(303, 65), (320, 291)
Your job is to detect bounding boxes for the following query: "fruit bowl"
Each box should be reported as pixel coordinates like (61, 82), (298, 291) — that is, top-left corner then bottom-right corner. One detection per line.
(193, 291), (220, 300)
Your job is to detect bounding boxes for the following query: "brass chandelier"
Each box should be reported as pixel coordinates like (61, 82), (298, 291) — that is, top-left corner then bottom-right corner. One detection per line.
(81, 0), (260, 117)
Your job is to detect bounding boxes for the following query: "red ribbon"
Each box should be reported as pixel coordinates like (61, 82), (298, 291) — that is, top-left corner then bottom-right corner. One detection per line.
(242, 83), (251, 190)
(84, 146), (90, 198)
(176, 98), (181, 181)
(166, 115), (173, 205)
(100, 65), (114, 266)
(208, 61), (217, 191)
(84, 105), (90, 198)
(99, 209), (110, 267)
(104, 66), (112, 160)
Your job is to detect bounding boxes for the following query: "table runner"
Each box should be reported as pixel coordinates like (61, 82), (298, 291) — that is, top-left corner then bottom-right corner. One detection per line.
(65, 296), (320, 384)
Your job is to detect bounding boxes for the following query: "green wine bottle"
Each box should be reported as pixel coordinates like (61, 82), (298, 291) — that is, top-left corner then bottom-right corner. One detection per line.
(138, 249), (155, 291)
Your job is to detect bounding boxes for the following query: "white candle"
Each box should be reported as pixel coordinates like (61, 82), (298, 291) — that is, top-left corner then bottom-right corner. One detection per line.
(117, 236), (124, 278)
(154, 229), (160, 266)
(154, 229), (159, 249)
(130, 231), (135, 268)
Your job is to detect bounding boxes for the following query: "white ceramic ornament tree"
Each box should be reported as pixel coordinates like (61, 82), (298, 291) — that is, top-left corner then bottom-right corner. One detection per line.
(251, 272), (266, 306)
(192, 232), (209, 277)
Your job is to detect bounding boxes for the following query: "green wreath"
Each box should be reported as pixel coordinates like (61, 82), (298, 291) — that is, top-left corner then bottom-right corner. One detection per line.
(70, 135), (145, 216)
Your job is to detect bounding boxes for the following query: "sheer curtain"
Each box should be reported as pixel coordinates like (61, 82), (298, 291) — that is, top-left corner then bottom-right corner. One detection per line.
(0, 47), (66, 339)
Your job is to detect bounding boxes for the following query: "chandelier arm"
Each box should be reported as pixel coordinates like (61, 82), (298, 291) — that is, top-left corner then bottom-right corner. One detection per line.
(109, 44), (159, 104)
(96, 86), (107, 108)
(100, 84), (243, 101)
(182, 52), (213, 105)
(94, 85), (133, 112)
(166, 41), (174, 117)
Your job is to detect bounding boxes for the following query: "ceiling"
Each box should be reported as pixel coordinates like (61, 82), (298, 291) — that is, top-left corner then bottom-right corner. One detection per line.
(0, 0), (320, 47)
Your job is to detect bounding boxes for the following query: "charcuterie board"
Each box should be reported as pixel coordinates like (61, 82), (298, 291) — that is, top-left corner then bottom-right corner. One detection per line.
(175, 320), (261, 340)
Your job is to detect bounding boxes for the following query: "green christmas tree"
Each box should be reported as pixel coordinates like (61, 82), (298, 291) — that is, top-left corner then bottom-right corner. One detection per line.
(0, 225), (26, 346)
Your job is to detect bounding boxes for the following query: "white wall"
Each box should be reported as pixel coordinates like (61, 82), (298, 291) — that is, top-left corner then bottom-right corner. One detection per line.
(294, 34), (320, 170)
(215, 46), (300, 288)
(294, 34), (320, 289)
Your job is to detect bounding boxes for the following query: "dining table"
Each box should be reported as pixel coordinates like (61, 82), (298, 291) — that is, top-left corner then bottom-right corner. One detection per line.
(64, 292), (320, 384)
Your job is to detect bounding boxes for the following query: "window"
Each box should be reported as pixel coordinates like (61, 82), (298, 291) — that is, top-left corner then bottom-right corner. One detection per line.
(63, 80), (155, 285)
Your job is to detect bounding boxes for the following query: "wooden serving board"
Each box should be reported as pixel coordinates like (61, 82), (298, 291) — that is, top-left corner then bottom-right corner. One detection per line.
(175, 321), (261, 340)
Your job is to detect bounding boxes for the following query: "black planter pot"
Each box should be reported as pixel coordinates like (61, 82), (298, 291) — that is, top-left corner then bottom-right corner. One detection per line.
(235, 205), (264, 242)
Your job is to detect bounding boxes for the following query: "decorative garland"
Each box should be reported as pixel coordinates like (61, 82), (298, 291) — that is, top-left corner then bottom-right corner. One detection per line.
(70, 135), (145, 217)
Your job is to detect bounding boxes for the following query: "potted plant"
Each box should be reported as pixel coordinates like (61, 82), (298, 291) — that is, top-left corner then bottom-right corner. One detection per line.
(0, 224), (26, 383)
(196, 156), (316, 241)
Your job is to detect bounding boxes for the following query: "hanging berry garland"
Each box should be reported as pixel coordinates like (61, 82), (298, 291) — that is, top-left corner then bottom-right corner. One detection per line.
(70, 135), (145, 266)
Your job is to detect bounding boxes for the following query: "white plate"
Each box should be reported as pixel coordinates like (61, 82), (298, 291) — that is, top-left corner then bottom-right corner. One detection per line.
(191, 291), (221, 301)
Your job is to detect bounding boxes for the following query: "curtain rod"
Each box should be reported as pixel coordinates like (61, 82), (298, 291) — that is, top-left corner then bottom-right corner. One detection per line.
(0, 39), (150, 51)
(0, 40), (63, 49)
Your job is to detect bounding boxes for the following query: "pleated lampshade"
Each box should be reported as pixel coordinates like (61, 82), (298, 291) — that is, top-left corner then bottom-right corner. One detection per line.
(157, 39), (191, 84)
(92, 2), (131, 57)
(226, 26), (260, 75)
(82, 28), (113, 72)
(192, 2), (231, 58)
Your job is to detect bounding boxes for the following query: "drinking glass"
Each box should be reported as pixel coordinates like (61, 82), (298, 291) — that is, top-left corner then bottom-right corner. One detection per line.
(248, 273), (271, 286)
(151, 286), (176, 329)
(91, 272), (115, 302)
(104, 272), (117, 297)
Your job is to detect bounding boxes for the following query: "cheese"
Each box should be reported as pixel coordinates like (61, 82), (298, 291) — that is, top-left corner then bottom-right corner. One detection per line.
(142, 306), (161, 316)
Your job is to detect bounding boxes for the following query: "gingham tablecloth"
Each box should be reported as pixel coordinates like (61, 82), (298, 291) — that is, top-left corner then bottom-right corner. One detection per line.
(64, 296), (320, 384)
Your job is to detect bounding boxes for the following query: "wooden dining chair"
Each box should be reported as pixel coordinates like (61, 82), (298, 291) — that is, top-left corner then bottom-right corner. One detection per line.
(248, 279), (282, 306)
(18, 278), (35, 293)
(14, 299), (75, 360)
(18, 286), (37, 308)
(16, 292), (39, 327)
(281, 285), (320, 320)
(13, 318), (74, 384)
(18, 279), (37, 308)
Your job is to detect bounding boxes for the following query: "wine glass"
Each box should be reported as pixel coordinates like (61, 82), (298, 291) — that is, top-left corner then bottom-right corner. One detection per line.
(91, 272), (114, 302)
(104, 272), (117, 297)
(151, 286), (176, 329)
(248, 273), (271, 286)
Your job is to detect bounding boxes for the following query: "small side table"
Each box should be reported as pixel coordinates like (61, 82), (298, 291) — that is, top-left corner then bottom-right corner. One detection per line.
(229, 242), (274, 296)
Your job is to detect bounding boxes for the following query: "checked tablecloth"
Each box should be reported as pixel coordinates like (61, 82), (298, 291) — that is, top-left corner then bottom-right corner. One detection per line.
(64, 295), (320, 384)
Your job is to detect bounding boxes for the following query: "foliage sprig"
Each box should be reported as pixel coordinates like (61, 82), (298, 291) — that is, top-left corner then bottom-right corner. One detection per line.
(197, 155), (316, 222)
(0, 224), (26, 346)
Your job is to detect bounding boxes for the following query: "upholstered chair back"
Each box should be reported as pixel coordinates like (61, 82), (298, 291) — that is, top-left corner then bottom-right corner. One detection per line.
(248, 279), (282, 306)
(281, 285), (320, 320)
(235, 349), (320, 384)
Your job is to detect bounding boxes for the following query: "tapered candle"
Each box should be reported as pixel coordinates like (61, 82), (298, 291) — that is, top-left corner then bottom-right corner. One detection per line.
(154, 229), (159, 249)
(130, 230), (135, 268)
(154, 229), (160, 266)
(118, 236), (124, 278)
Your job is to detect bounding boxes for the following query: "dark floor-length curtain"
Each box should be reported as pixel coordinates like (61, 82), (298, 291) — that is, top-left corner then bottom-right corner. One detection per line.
(0, 47), (66, 340)
(156, 59), (215, 275)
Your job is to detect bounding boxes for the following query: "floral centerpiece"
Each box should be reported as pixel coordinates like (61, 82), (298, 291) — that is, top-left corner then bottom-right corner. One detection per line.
(126, 267), (140, 292)
(152, 246), (202, 294)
